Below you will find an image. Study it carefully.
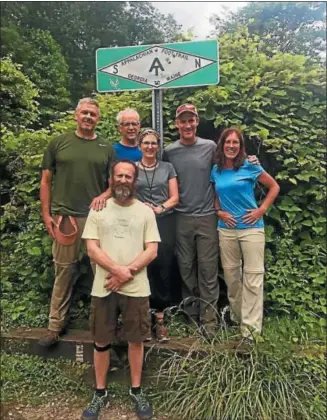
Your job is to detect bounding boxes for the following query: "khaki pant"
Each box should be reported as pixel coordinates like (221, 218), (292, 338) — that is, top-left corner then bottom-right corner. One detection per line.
(176, 213), (219, 323)
(218, 228), (265, 337)
(49, 216), (94, 331)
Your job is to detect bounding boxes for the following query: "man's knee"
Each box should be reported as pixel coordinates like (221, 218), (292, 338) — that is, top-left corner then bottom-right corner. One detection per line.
(94, 342), (111, 352)
(128, 342), (143, 349)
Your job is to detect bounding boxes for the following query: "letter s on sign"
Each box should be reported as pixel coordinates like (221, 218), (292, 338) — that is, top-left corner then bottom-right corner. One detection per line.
(113, 64), (118, 74)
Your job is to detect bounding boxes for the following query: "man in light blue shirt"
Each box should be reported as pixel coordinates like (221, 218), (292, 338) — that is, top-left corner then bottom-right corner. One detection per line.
(114, 108), (142, 161)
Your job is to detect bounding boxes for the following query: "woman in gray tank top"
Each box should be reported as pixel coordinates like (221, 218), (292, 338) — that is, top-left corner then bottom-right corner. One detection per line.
(135, 128), (179, 343)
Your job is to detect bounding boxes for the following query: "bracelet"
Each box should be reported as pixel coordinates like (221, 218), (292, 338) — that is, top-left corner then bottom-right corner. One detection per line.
(160, 204), (166, 213)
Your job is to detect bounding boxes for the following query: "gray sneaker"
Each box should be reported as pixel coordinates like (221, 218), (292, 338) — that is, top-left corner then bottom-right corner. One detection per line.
(129, 389), (153, 419)
(81, 391), (109, 420)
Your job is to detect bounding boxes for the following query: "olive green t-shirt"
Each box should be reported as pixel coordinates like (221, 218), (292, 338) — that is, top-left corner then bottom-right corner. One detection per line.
(42, 131), (115, 217)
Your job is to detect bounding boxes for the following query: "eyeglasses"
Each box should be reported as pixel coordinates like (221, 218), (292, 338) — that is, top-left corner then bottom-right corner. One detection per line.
(120, 122), (140, 127)
(141, 141), (158, 147)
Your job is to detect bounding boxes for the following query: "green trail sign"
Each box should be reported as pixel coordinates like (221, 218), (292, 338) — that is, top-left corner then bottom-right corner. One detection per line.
(96, 40), (219, 92)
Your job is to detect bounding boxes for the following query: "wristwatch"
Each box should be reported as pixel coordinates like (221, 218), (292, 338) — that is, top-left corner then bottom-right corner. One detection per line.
(160, 204), (166, 213)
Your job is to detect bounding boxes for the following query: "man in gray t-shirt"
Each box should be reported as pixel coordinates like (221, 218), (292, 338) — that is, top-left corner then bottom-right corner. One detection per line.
(162, 103), (219, 334)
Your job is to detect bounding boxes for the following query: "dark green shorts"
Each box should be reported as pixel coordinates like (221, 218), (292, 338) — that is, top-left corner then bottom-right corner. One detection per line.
(89, 293), (151, 344)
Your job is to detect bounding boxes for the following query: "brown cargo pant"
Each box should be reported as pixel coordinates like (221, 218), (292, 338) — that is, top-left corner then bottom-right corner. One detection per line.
(48, 216), (94, 332)
(176, 213), (219, 324)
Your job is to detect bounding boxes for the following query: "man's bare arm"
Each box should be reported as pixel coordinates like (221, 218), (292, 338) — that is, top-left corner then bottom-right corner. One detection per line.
(242, 172), (280, 225)
(127, 242), (158, 275)
(40, 169), (55, 238)
(86, 238), (133, 282)
(105, 242), (158, 292)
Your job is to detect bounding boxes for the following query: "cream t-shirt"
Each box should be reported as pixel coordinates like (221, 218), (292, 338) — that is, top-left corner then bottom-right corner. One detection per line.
(82, 198), (161, 298)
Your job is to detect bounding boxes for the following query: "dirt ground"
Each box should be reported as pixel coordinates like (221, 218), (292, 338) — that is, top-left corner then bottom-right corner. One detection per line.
(1, 398), (171, 420)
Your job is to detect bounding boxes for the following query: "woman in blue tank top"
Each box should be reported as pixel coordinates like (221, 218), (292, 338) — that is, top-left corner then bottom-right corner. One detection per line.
(210, 128), (280, 342)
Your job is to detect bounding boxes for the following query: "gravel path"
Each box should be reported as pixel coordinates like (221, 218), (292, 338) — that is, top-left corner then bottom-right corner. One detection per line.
(1, 398), (171, 420)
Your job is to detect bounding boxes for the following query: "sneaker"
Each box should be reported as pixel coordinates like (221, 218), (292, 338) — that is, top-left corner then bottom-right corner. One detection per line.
(242, 337), (254, 345)
(38, 329), (62, 347)
(155, 321), (170, 343)
(143, 335), (152, 343)
(129, 389), (153, 419)
(81, 391), (109, 420)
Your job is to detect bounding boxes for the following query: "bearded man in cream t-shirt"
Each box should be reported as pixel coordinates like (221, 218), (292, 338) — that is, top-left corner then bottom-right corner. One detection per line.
(81, 159), (160, 420)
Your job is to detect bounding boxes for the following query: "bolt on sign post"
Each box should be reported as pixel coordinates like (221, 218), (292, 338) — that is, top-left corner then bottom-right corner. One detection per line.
(96, 40), (219, 155)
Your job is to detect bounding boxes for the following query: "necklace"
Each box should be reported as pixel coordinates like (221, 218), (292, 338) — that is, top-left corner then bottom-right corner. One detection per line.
(141, 161), (158, 201)
(141, 160), (157, 168)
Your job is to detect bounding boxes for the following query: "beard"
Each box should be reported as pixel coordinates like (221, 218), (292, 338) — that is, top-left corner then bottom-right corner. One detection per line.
(111, 181), (135, 202)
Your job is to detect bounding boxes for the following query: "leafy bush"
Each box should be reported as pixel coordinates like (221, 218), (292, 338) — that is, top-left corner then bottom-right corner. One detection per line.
(18, 28), (71, 124)
(0, 57), (39, 131)
(1, 25), (71, 125)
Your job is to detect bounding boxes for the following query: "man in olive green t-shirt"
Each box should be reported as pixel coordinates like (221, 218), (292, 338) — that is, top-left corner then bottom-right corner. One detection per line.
(38, 97), (116, 347)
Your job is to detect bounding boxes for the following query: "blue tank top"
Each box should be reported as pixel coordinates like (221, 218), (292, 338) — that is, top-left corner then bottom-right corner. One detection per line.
(210, 159), (265, 229)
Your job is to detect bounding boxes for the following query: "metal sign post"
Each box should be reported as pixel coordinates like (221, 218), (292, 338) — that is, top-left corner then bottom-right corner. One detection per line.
(152, 89), (163, 157)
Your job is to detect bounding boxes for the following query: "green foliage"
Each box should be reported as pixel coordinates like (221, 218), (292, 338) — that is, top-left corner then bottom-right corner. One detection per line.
(1, 352), (90, 403)
(263, 316), (325, 346)
(1, 24), (71, 125)
(0, 58), (39, 130)
(156, 331), (326, 420)
(19, 28), (71, 124)
(1, 129), (55, 328)
(211, 1), (326, 60)
(1, 1), (181, 100)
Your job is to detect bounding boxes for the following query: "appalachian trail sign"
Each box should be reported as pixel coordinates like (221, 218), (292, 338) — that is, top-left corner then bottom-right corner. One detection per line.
(96, 40), (219, 92)
(96, 40), (219, 151)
